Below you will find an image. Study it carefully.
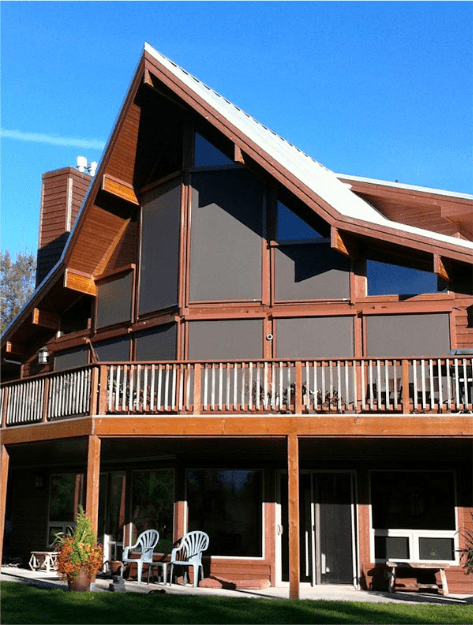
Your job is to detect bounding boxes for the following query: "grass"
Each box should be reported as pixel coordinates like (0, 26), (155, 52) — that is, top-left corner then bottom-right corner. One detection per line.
(1, 581), (472, 625)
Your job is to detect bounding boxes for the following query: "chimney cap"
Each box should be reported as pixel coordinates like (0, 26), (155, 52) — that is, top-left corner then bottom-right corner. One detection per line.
(76, 156), (88, 172)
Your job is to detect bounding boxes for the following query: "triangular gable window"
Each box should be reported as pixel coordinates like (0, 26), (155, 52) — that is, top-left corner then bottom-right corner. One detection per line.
(194, 133), (234, 167)
(277, 202), (325, 242)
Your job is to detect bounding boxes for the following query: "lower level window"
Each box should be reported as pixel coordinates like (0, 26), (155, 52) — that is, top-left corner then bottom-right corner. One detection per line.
(187, 469), (263, 557)
(371, 471), (457, 563)
(131, 470), (174, 553)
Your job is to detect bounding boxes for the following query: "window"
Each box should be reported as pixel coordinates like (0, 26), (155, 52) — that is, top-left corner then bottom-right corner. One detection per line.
(96, 270), (133, 328)
(139, 181), (181, 315)
(131, 470), (175, 554)
(277, 202), (325, 242)
(371, 471), (457, 563)
(94, 336), (131, 362)
(367, 260), (444, 297)
(49, 473), (84, 545)
(194, 133), (234, 167)
(187, 469), (263, 557)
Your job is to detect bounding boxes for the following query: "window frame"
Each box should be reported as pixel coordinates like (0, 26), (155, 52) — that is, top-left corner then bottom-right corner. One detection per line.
(369, 470), (459, 565)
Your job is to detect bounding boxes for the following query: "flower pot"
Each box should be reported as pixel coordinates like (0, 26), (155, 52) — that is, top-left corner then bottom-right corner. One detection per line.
(68, 567), (92, 592)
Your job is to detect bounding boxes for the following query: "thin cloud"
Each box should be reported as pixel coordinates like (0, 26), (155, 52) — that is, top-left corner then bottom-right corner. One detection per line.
(1, 128), (106, 150)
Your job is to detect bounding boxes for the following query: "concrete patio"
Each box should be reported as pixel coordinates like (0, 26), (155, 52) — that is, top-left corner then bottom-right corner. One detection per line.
(1, 565), (471, 605)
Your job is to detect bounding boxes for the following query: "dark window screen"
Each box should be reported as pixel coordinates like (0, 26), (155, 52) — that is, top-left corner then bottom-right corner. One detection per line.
(135, 324), (177, 361)
(189, 170), (263, 302)
(275, 244), (350, 301)
(96, 271), (133, 329)
(55, 346), (88, 371)
(374, 536), (410, 560)
(276, 317), (354, 359)
(366, 314), (450, 357)
(94, 337), (130, 362)
(188, 320), (263, 360)
(139, 180), (181, 315)
(418, 537), (454, 560)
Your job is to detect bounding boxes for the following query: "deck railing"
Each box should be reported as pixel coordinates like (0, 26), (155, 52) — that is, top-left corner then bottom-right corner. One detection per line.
(1, 357), (472, 426)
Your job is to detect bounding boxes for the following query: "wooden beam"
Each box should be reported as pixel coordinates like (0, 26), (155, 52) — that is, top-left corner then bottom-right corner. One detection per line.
(234, 144), (245, 165)
(0, 445), (10, 565)
(331, 226), (358, 258)
(4, 341), (22, 356)
(434, 254), (452, 283)
(85, 435), (101, 535)
(32, 308), (60, 330)
(102, 174), (139, 205)
(287, 433), (300, 600)
(64, 269), (97, 296)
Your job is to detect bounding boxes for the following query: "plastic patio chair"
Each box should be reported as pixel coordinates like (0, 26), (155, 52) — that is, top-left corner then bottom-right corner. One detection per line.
(120, 529), (159, 584)
(169, 531), (209, 587)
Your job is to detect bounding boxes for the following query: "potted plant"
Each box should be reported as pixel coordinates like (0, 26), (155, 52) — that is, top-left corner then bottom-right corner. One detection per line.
(56, 506), (103, 592)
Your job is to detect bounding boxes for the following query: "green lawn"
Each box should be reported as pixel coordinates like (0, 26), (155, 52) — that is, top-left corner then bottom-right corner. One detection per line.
(1, 582), (472, 625)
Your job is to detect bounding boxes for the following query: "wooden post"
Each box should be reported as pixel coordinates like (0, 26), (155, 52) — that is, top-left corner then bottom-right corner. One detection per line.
(193, 363), (201, 415)
(0, 445), (10, 565)
(98, 366), (108, 415)
(41, 377), (50, 423)
(287, 433), (300, 600)
(85, 435), (101, 534)
(1, 387), (9, 429)
(90, 366), (99, 415)
(294, 361), (303, 415)
(401, 360), (410, 414)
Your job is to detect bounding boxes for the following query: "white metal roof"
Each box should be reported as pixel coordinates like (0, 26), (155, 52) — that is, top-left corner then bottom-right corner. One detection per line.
(145, 43), (473, 252)
(336, 173), (473, 202)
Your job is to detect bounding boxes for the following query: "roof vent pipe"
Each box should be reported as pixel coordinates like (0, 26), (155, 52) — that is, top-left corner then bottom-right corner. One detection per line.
(76, 156), (87, 172)
(88, 161), (98, 177)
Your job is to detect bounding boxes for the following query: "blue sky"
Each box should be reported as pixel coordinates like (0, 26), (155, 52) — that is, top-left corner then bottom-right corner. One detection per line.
(2, 1), (472, 256)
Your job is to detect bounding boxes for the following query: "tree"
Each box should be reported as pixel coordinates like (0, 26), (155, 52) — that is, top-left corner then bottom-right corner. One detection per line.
(0, 250), (36, 330)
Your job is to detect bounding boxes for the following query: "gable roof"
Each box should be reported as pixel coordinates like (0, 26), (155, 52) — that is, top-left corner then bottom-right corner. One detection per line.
(143, 43), (473, 255)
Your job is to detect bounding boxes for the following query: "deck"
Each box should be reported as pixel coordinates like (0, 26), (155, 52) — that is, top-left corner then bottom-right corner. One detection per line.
(1, 356), (472, 429)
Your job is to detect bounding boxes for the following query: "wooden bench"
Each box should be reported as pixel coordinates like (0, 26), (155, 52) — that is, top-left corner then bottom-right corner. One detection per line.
(386, 561), (449, 595)
(29, 551), (59, 573)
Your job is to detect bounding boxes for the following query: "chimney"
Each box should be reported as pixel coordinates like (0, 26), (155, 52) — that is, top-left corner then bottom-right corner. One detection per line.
(36, 161), (93, 286)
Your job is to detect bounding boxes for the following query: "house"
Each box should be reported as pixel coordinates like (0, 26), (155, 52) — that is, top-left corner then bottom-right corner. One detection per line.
(1, 43), (472, 598)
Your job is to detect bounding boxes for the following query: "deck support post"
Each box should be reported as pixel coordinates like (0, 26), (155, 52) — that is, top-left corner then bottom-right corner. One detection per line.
(85, 435), (101, 534)
(287, 432), (300, 600)
(0, 445), (10, 565)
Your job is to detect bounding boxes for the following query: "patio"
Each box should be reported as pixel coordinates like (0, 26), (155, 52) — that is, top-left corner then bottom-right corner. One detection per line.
(1, 565), (471, 605)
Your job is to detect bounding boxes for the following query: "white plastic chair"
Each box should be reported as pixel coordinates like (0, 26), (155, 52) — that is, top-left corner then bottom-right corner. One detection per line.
(169, 531), (209, 587)
(120, 529), (159, 584)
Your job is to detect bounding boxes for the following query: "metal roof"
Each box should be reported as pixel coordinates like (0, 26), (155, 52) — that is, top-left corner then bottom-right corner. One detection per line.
(145, 43), (473, 252)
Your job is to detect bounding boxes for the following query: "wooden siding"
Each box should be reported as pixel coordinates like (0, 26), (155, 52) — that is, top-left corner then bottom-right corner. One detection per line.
(105, 103), (141, 187)
(67, 205), (132, 276)
(37, 168), (91, 284)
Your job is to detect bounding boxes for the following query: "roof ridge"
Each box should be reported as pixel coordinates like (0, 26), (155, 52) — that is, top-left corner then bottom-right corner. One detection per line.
(144, 43), (331, 173)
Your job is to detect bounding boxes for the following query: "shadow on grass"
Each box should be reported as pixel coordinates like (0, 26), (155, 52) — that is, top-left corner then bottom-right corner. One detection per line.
(2, 582), (473, 625)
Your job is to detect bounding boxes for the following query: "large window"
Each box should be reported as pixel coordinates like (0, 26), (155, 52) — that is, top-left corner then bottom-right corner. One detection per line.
(187, 469), (263, 557)
(189, 169), (264, 302)
(371, 471), (457, 563)
(131, 470), (175, 554)
(139, 181), (181, 315)
(275, 202), (350, 301)
(367, 260), (445, 297)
